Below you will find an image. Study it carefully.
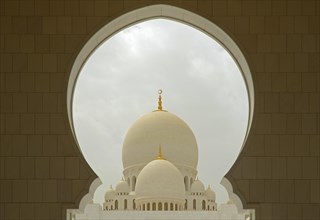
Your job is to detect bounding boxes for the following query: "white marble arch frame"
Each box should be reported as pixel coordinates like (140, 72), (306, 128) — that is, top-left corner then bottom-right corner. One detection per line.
(66, 4), (255, 212)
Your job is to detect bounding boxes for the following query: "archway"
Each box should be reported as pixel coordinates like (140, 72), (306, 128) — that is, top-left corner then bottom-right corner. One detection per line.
(67, 4), (254, 213)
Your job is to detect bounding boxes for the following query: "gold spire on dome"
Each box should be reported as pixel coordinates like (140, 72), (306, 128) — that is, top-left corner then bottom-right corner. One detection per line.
(158, 89), (163, 111)
(153, 89), (167, 112)
(156, 145), (164, 160)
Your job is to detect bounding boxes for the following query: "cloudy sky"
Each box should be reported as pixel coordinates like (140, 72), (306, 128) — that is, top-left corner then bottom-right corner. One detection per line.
(73, 19), (248, 204)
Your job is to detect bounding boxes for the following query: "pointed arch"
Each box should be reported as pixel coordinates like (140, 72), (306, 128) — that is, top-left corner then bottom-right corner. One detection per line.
(164, 202), (168, 211)
(114, 200), (118, 210)
(147, 203), (150, 211)
(132, 176), (136, 191)
(152, 202), (156, 211)
(158, 202), (162, 211)
(202, 200), (206, 210)
(124, 199), (127, 210)
(133, 199), (136, 210)
(184, 176), (189, 190)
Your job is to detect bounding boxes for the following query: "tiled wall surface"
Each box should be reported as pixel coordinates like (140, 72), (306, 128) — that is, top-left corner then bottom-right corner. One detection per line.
(0, 0), (319, 219)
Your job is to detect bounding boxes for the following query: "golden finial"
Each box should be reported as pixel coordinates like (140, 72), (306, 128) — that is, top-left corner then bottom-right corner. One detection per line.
(156, 145), (164, 160)
(157, 89), (163, 111)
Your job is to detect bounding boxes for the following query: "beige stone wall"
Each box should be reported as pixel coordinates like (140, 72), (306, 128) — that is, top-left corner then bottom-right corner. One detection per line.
(0, 0), (319, 219)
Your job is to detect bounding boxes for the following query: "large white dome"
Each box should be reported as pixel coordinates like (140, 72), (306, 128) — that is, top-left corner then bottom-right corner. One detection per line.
(135, 159), (185, 199)
(122, 110), (198, 170)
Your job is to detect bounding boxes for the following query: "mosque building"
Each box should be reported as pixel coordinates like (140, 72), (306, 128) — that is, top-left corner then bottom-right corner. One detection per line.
(68, 90), (254, 220)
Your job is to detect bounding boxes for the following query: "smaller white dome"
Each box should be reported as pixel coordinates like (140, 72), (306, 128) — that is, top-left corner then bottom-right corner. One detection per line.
(135, 159), (185, 200)
(104, 185), (116, 200)
(205, 185), (216, 200)
(115, 179), (130, 193)
(190, 179), (205, 192)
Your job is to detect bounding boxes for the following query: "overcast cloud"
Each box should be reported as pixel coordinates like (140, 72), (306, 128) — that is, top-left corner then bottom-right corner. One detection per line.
(73, 19), (248, 205)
